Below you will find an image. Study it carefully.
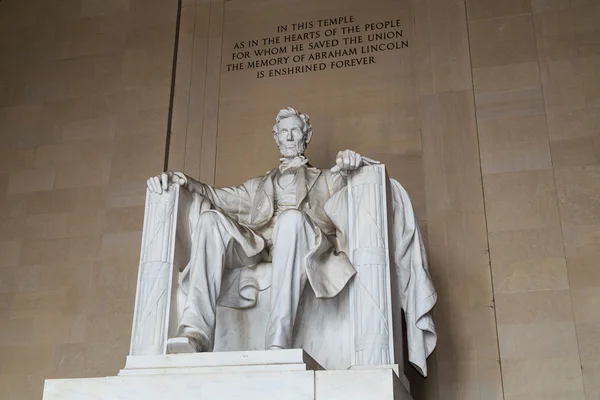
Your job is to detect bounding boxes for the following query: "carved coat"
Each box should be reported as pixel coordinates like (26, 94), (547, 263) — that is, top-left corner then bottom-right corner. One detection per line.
(181, 164), (357, 308)
(179, 164), (437, 376)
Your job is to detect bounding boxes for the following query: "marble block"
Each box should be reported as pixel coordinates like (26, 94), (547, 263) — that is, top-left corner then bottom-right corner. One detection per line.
(43, 350), (412, 400)
(119, 348), (323, 375)
(44, 370), (316, 400)
(316, 369), (411, 400)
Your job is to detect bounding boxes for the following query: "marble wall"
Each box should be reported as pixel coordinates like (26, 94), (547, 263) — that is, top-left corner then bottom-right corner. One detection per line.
(469, 2), (600, 398)
(0, 0), (599, 399)
(0, 0), (178, 398)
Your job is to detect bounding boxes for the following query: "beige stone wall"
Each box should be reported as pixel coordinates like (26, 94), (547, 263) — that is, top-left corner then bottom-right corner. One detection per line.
(468, 1), (600, 398)
(0, 0), (599, 399)
(0, 0), (178, 398)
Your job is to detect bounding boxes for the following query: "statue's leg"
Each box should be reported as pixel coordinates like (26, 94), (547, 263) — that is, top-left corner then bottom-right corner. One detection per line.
(174, 210), (261, 353)
(265, 209), (317, 349)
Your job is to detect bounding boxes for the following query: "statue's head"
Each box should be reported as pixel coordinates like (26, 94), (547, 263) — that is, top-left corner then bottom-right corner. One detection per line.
(272, 107), (312, 158)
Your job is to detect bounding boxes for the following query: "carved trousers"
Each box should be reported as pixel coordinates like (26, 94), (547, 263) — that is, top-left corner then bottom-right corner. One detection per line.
(179, 209), (319, 350)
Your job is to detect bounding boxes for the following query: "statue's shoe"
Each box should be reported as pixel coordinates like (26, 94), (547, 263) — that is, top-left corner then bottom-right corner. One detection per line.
(166, 337), (201, 354)
(166, 328), (208, 353)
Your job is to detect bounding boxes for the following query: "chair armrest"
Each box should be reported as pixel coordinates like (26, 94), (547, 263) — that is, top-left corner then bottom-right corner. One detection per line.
(128, 184), (194, 356)
(347, 164), (396, 365)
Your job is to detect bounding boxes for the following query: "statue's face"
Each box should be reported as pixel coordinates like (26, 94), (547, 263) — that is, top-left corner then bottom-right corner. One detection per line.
(274, 116), (307, 158)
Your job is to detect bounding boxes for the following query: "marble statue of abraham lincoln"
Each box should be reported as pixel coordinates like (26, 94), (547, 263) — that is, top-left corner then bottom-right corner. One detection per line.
(146, 107), (373, 353)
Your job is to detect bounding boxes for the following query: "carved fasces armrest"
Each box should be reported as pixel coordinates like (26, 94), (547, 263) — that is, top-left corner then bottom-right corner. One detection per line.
(128, 184), (200, 356)
(346, 164), (398, 366)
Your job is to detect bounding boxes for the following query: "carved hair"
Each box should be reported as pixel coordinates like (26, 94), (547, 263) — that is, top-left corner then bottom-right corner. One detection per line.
(272, 107), (312, 143)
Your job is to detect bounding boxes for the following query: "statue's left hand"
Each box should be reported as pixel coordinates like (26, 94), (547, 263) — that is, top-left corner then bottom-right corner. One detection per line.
(331, 150), (379, 173)
(147, 171), (187, 194)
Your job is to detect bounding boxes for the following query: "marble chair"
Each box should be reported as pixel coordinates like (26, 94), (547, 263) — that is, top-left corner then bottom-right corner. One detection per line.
(128, 164), (409, 385)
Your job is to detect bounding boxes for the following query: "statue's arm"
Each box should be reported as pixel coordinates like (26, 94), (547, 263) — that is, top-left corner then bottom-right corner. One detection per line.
(326, 168), (347, 196)
(186, 176), (256, 215)
(147, 172), (255, 216)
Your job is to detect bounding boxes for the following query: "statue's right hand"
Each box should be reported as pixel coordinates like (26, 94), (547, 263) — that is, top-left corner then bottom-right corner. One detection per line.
(146, 172), (188, 194)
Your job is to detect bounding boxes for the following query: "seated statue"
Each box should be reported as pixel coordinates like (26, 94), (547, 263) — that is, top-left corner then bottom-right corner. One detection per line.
(145, 107), (437, 376)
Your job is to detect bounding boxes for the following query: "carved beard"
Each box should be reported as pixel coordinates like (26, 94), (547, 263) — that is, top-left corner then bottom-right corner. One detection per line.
(278, 140), (306, 158)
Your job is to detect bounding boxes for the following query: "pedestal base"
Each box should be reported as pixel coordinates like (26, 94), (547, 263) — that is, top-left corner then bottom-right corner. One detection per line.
(43, 350), (412, 400)
(119, 348), (323, 375)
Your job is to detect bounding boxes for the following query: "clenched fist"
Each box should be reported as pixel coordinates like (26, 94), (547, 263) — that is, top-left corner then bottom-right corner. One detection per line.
(330, 150), (379, 173)
(146, 171), (188, 194)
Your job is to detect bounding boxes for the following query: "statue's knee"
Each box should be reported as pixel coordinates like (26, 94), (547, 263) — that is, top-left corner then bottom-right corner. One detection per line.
(276, 209), (307, 229)
(198, 211), (221, 229)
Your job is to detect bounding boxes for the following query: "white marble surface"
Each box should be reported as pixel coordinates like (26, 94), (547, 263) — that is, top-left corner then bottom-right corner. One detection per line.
(44, 370), (315, 400)
(349, 364), (410, 394)
(129, 182), (195, 356)
(347, 165), (395, 365)
(120, 349), (322, 376)
(44, 367), (412, 400)
(119, 364), (312, 376)
(316, 369), (411, 400)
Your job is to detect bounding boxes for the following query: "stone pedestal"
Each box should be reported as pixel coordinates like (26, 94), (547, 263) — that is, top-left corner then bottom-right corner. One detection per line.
(43, 350), (412, 400)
